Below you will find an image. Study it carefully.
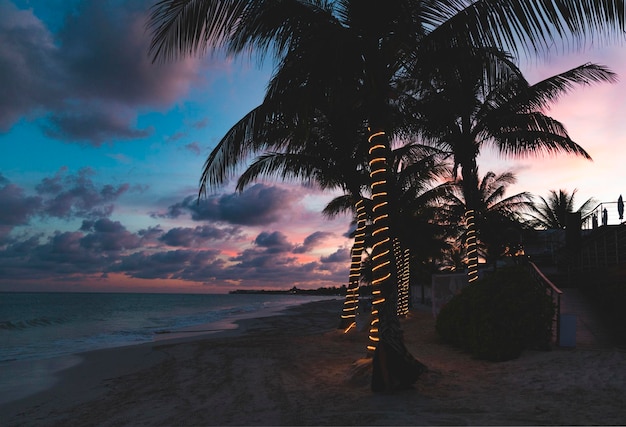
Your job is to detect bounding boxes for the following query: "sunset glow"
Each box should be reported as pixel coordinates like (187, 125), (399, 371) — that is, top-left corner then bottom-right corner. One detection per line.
(1, 1), (626, 294)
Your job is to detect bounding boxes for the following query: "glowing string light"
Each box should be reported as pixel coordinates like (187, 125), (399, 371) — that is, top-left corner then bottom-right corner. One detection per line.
(368, 144), (386, 153)
(341, 199), (367, 333)
(395, 238), (410, 317)
(465, 209), (479, 283)
(368, 131), (385, 142)
(343, 322), (356, 333)
(365, 128), (395, 354)
(373, 214), (388, 223)
(372, 260), (391, 271)
(373, 202), (388, 211)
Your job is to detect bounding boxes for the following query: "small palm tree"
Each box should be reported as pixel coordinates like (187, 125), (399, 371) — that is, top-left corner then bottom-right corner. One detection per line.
(409, 52), (615, 282)
(444, 171), (534, 268)
(530, 189), (596, 230)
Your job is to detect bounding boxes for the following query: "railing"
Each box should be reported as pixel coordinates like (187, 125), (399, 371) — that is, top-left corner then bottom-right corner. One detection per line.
(581, 201), (624, 230)
(528, 260), (563, 345)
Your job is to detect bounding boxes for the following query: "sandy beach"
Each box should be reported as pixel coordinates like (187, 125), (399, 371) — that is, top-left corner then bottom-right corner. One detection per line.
(2, 298), (626, 426)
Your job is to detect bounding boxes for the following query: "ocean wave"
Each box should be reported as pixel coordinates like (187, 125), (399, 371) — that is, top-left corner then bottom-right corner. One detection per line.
(0, 317), (67, 330)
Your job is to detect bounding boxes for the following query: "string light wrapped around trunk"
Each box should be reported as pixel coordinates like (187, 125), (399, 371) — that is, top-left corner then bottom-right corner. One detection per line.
(465, 209), (479, 283)
(398, 244), (410, 316)
(366, 129), (394, 353)
(341, 199), (367, 333)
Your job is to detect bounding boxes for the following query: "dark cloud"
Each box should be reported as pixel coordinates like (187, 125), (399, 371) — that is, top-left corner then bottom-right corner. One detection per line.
(0, 174), (350, 290)
(0, 181), (42, 227)
(293, 231), (334, 253)
(0, 221), (349, 289)
(160, 224), (242, 247)
(42, 109), (153, 145)
(36, 167), (129, 219)
(156, 184), (298, 226)
(320, 247), (350, 263)
(110, 249), (224, 280)
(254, 231), (294, 253)
(0, 179), (42, 239)
(0, 1), (64, 131)
(30, 231), (105, 274)
(79, 218), (142, 252)
(0, 0), (210, 145)
(137, 225), (164, 243)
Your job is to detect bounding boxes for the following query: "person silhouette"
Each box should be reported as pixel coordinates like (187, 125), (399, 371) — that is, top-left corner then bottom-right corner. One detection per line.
(602, 208), (608, 226)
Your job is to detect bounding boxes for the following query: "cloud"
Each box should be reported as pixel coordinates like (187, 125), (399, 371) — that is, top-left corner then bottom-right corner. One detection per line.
(79, 218), (142, 252)
(156, 183), (299, 226)
(0, 0), (63, 131)
(0, 173), (349, 290)
(109, 249), (225, 281)
(184, 142), (202, 155)
(42, 108), (154, 145)
(160, 224), (243, 247)
(293, 231), (334, 253)
(0, 178), (42, 240)
(35, 167), (129, 219)
(0, 0), (217, 145)
(254, 231), (294, 253)
(0, 181), (42, 227)
(320, 247), (350, 263)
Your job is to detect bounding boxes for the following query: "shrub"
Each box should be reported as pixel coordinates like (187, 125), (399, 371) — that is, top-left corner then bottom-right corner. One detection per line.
(435, 265), (555, 361)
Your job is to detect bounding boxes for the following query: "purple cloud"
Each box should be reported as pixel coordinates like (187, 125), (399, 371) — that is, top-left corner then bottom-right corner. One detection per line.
(293, 231), (334, 253)
(36, 167), (129, 219)
(0, 182), (42, 227)
(0, 0), (212, 145)
(110, 249), (225, 281)
(0, 173), (349, 290)
(254, 231), (294, 253)
(0, 179), (42, 240)
(79, 218), (142, 252)
(160, 224), (243, 247)
(320, 247), (350, 263)
(157, 184), (298, 226)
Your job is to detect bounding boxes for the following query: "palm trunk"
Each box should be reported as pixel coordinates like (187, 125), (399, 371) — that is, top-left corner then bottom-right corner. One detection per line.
(394, 238), (410, 316)
(367, 127), (426, 392)
(465, 209), (479, 283)
(339, 199), (367, 331)
(461, 157), (480, 284)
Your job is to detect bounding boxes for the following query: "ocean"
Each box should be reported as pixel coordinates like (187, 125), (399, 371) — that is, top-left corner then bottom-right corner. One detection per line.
(0, 292), (340, 405)
(0, 292), (338, 363)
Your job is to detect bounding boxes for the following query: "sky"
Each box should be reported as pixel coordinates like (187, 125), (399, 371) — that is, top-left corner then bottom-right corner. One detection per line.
(1, 0), (625, 293)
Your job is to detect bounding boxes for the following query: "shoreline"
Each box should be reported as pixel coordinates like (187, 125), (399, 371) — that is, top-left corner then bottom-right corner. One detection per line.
(3, 298), (626, 426)
(0, 297), (342, 406)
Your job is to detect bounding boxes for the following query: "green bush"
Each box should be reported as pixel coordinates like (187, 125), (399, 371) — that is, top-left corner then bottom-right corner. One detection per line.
(435, 265), (555, 361)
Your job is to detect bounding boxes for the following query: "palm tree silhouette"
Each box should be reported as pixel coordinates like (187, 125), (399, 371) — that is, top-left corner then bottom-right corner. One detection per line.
(530, 189), (596, 230)
(148, 0), (625, 391)
(444, 171), (534, 268)
(410, 53), (615, 282)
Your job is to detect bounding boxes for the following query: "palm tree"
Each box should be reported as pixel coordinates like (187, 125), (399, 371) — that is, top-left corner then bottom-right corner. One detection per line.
(148, 0), (626, 391)
(444, 171), (534, 267)
(238, 140), (449, 328)
(237, 135), (372, 333)
(530, 189), (596, 230)
(409, 54), (616, 283)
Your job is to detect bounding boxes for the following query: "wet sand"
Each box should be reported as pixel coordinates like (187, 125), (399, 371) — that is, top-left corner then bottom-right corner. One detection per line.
(2, 299), (626, 426)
